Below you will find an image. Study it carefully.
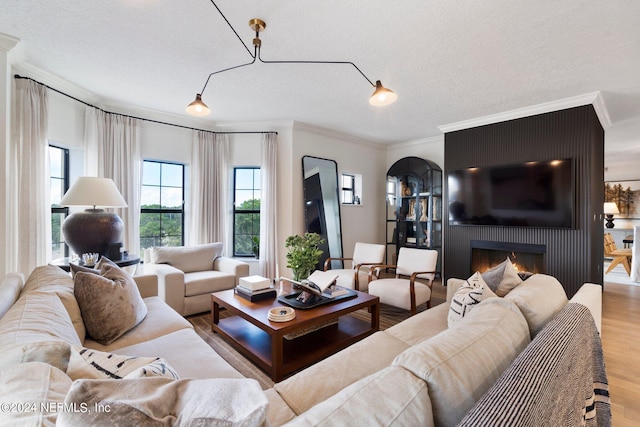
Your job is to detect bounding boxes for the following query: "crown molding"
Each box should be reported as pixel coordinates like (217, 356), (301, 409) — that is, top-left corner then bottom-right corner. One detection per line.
(291, 121), (387, 149)
(0, 33), (20, 52)
(12, 62), (101, 104)
(388, 135), (444, 150)
(438, 92), (611, 134)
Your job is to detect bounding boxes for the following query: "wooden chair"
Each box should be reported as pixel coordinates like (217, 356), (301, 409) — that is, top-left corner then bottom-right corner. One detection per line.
(323, 242), (385, 291)
(604, 233), (632, 275)
(367, 247), (438, 315)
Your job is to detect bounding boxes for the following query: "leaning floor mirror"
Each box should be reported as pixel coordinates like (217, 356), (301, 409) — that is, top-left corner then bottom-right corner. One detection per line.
(302, 156), (344, 270)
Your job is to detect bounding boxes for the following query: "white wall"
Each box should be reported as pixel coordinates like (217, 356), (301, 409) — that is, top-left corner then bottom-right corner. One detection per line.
(290, 124), (387, 264)
(386, 135), (444, 171)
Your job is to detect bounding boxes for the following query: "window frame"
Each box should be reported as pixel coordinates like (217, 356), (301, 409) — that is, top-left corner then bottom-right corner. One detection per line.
(140, 160), (185, 249)
(233, 167), (261, 257)
(49, 144), (69, 258)
(341, 173), (355, 204)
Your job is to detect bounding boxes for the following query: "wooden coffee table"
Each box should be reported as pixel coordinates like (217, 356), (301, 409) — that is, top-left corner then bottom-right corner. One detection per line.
(210, 281), (380, 382)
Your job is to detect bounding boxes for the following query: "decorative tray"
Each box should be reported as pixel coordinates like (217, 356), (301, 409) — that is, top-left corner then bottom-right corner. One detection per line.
(277, 289), (357, 310)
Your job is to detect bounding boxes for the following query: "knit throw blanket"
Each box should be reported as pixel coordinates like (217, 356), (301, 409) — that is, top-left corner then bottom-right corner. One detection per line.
(458, 302), (611, 427)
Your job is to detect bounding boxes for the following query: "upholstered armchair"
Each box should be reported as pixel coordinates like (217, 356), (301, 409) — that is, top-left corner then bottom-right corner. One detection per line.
(140, 243), (249, 316)
(323, 242), (385, 291)
(367, 247), (438, 315)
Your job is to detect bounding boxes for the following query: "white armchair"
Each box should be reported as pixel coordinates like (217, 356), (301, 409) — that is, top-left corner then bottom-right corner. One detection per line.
(323, 242), (385, 291)
(368, 247), (438, 315)
(140, 243), (249, 316)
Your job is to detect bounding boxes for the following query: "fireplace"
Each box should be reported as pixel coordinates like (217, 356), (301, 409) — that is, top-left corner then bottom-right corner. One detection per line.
(470, 240), (546, 275)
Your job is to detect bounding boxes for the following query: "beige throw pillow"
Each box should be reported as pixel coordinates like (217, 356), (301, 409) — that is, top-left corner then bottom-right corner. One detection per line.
(481, 258), (523, 297)
(74, 264), (147, 345)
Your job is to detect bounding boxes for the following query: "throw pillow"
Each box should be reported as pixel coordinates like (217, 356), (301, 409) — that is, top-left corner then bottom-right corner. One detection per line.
(67, 346), (179, 381)
(74, 263), (147, 345)
(481, 258), (523, 297)
(69, 256), (117, 278)
(447, 272), (496, 327)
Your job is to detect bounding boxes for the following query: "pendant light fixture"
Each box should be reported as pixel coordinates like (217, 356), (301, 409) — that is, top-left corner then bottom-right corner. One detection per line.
(186, 3), (396, 116)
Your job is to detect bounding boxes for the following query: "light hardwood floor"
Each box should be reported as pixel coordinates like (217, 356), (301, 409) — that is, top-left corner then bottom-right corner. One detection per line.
(602, 282), (640, 427)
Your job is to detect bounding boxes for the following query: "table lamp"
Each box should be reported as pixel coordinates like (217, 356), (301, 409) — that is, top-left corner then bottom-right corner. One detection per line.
(60, 177), (127, 257)
(603, 202), (619, 229)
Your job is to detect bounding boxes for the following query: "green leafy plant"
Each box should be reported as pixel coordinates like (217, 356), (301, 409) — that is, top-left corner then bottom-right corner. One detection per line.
(285, 232), (325, 281)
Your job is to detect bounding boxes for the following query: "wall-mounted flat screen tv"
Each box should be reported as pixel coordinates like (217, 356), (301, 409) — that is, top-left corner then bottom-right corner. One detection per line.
(448, 158), (575, 228)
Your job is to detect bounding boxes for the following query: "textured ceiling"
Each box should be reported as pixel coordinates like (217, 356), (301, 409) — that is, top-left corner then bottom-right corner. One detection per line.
(2, 1), (640, 171)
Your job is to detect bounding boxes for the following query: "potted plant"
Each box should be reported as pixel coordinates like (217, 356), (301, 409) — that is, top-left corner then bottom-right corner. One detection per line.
(285, 232), (325, 281)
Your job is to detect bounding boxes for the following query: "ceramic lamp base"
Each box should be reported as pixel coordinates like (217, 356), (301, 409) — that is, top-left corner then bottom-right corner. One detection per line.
(62, 209), (124, 257)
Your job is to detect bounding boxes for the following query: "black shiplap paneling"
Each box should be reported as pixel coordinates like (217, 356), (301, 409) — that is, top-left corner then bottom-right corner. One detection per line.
(443, 105), (604, 297)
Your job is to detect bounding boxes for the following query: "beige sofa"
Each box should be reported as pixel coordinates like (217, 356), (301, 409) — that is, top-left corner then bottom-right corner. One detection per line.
(142, 242), (250, 316)
(0, 265), (608, 426)
(0, 265), (267, 425)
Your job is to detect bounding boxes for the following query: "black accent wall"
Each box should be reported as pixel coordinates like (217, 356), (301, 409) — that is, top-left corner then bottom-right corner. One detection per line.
(443, 105), (604, 298)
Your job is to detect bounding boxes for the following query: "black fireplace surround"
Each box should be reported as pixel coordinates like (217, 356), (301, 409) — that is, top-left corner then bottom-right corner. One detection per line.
(470, 240), (546, 276)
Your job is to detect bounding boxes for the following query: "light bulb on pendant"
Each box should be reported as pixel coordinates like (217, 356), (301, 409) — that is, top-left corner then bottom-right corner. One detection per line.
(186, 94), (211, 116)
(369, 80), (397, 106)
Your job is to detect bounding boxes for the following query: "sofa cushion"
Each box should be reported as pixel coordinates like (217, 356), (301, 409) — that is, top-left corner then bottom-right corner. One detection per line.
(184, 270), (236, 296)
(393, 298), (530, 427)
(58, 377), (268, 426)
(284, 366), (434, 427)
(83, 296), (193, 352)
(0, 291), (82, 347)
(23, 264), (86, 342)
(264, 389), (297, 426)
(274, 331), (410, 415)
(0, 273), (23, 319)
(151, 242), (223, 273)
(111, 328), (244, 380)
(0, 341), (71, 372)
(0, 362), (72, 426)
(504, 273), (568, 338)
(481, 257), (522, 296)
(448, 272), (497, 326)
(74, 264), (148, 345)
(384, 302), (449, 346)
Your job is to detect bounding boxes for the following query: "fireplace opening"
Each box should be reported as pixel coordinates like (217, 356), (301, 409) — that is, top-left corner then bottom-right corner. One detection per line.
(470, 240), (546, 275)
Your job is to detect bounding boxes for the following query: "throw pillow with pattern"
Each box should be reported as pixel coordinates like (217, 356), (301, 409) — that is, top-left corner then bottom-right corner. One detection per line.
(448, 272), (496, 327)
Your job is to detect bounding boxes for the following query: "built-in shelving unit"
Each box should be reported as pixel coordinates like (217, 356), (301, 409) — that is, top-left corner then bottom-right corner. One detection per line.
(386, 157), (442, 276)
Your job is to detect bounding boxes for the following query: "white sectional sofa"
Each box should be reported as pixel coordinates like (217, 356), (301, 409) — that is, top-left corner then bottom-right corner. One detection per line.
(0, 263), (609, 426)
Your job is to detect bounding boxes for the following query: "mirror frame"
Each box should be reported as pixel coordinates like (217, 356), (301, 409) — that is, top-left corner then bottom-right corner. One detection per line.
(302, 156), (344, 270)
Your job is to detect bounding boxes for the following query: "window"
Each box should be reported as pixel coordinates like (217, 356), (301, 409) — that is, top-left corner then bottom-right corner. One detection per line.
(341, 173), (355, 204)
(140, 160), (184, 249)
(342, 173), (362, 205)
(233, 167), (260, 257)
(49, 145), (69, 259)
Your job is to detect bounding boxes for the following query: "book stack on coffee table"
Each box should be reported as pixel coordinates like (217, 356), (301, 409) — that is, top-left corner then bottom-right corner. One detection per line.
(234, 275), (276, 302)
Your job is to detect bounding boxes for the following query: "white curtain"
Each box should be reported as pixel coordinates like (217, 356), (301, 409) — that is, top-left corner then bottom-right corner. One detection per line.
(8, 79), (50, 275)
(84, 108), (142, 256)
(189, 131), (229, 250)
(259, 133), (278, 279)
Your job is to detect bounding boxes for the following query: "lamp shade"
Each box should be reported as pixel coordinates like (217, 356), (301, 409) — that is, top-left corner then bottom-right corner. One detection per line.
(60, 177), (127, 208)
(604, 202), (620, 215)
(60, 177), (127, 257)
(186, 94), (211, 117)
(369, 80), (398, 107)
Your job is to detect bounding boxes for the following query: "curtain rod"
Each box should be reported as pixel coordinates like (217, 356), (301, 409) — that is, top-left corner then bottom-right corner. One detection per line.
(13, 74), (277, 136)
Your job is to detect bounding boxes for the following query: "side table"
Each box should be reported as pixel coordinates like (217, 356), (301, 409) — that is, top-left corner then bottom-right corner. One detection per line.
(50, 254), (140, 273)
